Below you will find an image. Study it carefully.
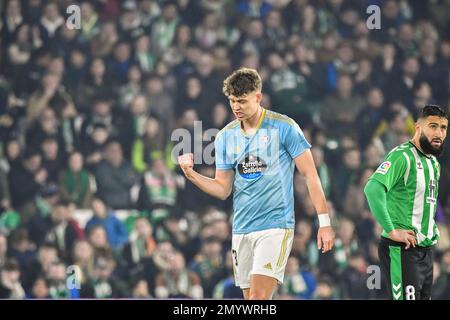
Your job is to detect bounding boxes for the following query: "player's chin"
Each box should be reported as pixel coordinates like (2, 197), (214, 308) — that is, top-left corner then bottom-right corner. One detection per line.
(431, 145), (444, 155)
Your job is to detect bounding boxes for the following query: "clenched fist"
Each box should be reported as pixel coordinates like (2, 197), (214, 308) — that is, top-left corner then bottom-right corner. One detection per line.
(178, 153), (194, 178)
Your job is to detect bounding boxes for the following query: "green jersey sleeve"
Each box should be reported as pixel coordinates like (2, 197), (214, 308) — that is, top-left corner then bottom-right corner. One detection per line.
(369, 151), (407, 192)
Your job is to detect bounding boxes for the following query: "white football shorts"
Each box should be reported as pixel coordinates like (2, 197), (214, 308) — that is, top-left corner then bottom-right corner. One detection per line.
(231, 228), (294, 289)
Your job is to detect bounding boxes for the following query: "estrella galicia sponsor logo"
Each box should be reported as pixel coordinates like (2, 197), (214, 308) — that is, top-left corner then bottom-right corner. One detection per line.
(238, 154), (267, 180)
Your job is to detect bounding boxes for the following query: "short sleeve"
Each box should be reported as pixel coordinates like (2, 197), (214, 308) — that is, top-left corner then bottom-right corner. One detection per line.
(215, 130), (233, 170)
(370, 152), (407, 191)
(283, 120), (311, 159)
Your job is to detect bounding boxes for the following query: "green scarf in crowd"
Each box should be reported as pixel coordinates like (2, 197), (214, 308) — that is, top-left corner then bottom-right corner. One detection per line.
(64, 169), (90, 206)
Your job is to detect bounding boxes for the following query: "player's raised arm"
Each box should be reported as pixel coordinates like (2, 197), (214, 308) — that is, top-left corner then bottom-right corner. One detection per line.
(178, 153), (234, 200)
(294, 149), (335, 253)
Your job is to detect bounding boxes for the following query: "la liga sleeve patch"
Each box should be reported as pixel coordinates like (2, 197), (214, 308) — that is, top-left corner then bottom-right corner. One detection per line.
(376, 161), (391, 175)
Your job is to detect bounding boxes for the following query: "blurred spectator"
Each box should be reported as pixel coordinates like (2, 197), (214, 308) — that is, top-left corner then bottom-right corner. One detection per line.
(21, 243), (59, 292)
(119, 65), (143, 111)
(176, 75), (209, 120)
(237, 0), (272, 19)
(266, 51), (308, 124)
(343, 168), (374, 219)
(277, 256), (316, 300)
(1, 0), (24, 45)
(28, 199), (84, 260)
(333, 147), (361, 211)
(339, 251), (373, 299)
(88, 225), (113, 259)
(26, 73), (62, 123)
(122, 216), (156, 266)
(122, 216), (158, 294)
(151, 1), (181, 55)
(325, 41), (358, 91)
(126, 94), (149, 139)
(108, 41), (133, 85)
(59, 151), (96, 208)
(333, 218), (359, 273)
(8, 149), (47, 215)
(71, 239), (94, 291)
(90, 21), (119, 59)
(154, 250), (203, 299)
(79, 1), (100, 41)
(212, 251), (244, 299)
(46, 260), (76, 299)
(264, 9), (287, 52)
(94, 141), (138, 209)
(38, 1), (64, 44)
(0, 259), (25, 298)
(7, 228), (37, 271)
(380, 110), (410, 152)
(80, 122), (110, 168)
(0, 166), (11, 212)
(85, 196), (128, 250)
(143, 75), (175, 134)
(320, 75), (364, 137)
(195, 12), (227, 50)
(40, 136), (63, 183)
(132, 116), (172, 174)
(28, 277), (50, 299)
(0, 233), (7, 268)
(6, 24), (41, 90)
(419, 37), (449, 106)
(233, 18), (266, 62)
(83, 254), (128, 298)
(313, 276), (339, 300)
(385, 56), (421, 112)
(433, 249), (450, 299)
(356, 88), (386, 147)
(26, 107), (65, 156)
(133, 34), (157, 74)
(75, 58), (114, 113)
(189, 236), (224, 297)
(291, 219), (318, 270)
(311, 146), (330, 199)
(131, 278), (152, 298)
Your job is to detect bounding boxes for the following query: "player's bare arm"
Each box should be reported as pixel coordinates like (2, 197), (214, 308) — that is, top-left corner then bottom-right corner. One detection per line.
(294, 149), (335, 253)
(178, 153), (234, 200)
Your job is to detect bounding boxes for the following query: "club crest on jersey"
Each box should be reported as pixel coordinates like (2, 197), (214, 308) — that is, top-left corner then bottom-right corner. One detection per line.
(417, 161), (423, 170)
(376, 161), (391, 175)
(260, 134), (269, 145)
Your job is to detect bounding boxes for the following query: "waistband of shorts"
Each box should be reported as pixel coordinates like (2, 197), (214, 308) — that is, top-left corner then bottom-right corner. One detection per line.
(380, 236), (432, 250)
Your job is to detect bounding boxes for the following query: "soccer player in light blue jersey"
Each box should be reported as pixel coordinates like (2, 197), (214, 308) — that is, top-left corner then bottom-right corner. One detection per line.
(179, 68), (335, 300)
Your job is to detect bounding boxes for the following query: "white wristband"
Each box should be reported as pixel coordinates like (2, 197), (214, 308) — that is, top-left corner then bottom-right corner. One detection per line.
(318, 213), (331, 227)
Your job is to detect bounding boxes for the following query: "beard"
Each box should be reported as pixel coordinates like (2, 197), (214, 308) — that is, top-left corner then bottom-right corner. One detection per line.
(419, 133), (445, 156)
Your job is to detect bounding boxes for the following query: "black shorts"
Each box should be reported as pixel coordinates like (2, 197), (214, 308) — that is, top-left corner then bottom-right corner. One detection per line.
(378, 237), (433, 300)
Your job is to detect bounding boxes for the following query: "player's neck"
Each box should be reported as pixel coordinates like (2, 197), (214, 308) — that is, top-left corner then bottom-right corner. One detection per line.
(241, 105), (263, 133)
(410, 138), (428, 156)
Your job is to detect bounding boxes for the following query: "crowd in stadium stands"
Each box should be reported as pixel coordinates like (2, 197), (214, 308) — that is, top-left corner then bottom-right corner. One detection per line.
(1, 0), (450, 299)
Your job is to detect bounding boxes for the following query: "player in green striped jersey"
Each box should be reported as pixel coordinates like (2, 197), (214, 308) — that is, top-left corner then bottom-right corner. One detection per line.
(364, 105), (448, 300)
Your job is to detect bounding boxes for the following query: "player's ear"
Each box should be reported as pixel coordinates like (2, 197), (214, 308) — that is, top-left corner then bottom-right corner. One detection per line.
(255, 92), (262, 103)
(415, 119), (422, 132)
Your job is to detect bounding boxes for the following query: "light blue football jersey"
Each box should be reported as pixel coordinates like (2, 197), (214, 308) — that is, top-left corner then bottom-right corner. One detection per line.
(215, 108), (311, 234)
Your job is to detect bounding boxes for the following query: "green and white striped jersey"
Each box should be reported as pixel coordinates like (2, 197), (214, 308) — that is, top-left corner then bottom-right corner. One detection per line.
(369, 141), (441, 247)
